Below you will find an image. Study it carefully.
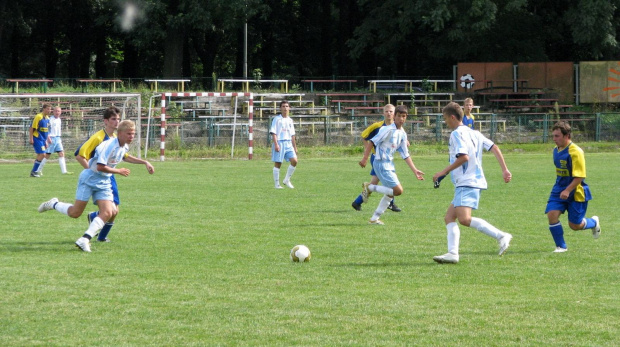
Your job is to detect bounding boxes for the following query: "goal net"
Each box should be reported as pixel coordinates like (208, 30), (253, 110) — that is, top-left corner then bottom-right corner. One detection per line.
(0, 93), (142, 157)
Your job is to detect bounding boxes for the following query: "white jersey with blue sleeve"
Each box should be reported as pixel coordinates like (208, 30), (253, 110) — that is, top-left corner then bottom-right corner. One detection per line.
(370, 123), (410, 170)
(270, 114), (295, 141)
(449, 125), (494, 189)
(88, 138), (128, 178)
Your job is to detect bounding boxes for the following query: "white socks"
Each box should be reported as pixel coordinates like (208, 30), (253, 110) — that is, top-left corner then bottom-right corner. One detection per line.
(470, 217), (505, 240)
(38, 158), (47, 173)
(284, 165), (296, 182)
(369, 184), (393, 196)
(371, 195), (392, 221)
(54, 202), (72, 215)
(85, 217), (105, 238)
(59, 157), (67, 174)
(446, 222), (460, 255)
(273, 167), (280, 187)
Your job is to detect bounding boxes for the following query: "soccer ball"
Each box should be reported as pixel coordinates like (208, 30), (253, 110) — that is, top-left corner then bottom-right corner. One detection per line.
(290, 245), (311, 262)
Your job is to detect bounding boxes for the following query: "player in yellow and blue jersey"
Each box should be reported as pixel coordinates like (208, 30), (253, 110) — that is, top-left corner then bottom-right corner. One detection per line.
(360, 105), (425, 225)
(29, 104), (52, 177)
(545, 121), (600, 253)
(462, 97), (475, 129)
(38, 120), (155, 252)
(352, 104), (401, 212)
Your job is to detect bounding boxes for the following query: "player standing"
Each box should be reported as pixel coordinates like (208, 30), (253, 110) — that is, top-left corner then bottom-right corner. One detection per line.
(36, 106), (72, 175)
(270, 100), (298, 189)
(29, 104), (52, 177)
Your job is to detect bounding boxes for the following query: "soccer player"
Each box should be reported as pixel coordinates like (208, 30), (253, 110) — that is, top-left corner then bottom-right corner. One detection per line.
(74, 106), (154, 242)
(462, 97), (475, 129)
(29, 104), (52, 177)
(38, 120), (155, 252)
(352, 104), (401, 212)
(36, 106), (72, 175)
(360, 105), (424, 225)
(545, 121), (600, 253)
(432, 102), (512, 264)
(270, 100), (298, 189)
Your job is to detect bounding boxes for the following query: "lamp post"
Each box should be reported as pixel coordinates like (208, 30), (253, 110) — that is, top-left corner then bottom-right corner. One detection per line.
(111, 61), (118, 78)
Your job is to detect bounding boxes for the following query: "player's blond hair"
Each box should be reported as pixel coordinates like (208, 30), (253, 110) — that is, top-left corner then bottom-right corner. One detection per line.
(118, 120), (135, 133)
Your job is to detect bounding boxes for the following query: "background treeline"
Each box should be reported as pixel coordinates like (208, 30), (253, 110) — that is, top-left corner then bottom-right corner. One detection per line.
(1, 0), (619, 86)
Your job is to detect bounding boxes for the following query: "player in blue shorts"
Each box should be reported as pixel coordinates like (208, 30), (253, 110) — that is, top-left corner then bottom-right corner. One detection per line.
(353, 104), (401, 212)
(36, 106), (72, 175)
(360, 105), (424, 225)
(432, 102), (513, 264)
(545, 121), (600, 253)
(270, 100), (298, 189)
(29, 104), (52, 177)
(38, 120), (155, 252)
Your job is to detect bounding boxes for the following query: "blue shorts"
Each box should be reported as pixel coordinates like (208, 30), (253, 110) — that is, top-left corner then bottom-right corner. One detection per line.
(45, 137), (64, 154)
(452, 187), (481, 209)
(369, 153), (376, 176)
(272, 140), (296, 163)
(75, 170), (119, 205)
(545, 195), (588, 225)
(33, 138), (47, 154)
(373, 160), (400, 188)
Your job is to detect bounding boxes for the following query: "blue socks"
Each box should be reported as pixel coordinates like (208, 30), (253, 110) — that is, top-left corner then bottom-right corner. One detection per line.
(549, 222), (566, 249)
(354, 195), (364, 205)
(32, 160), (41, 173)
(582, 218), (597, 229)
(98, 223), (114, 241)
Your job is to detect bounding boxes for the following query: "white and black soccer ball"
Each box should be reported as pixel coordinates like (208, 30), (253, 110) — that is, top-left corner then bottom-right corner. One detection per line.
(290, 245), (311, 262)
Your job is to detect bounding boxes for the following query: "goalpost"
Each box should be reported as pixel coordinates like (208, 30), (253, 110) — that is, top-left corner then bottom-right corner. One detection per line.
(0, 93), (142, 157)
(155, 92), (254, 161)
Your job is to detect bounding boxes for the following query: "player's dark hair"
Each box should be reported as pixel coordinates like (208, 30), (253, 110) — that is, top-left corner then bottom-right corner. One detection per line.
(443, 102), (463, 121)
(395, 105), (408, 115)
(41, 104), (51, 111)
(103, 106), (121, 119)
(552, 121), (572, 137)
(280, 100), (290, 107)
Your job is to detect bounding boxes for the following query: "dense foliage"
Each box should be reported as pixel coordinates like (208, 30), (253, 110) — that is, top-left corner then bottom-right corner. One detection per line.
(1, 0), (619, 82)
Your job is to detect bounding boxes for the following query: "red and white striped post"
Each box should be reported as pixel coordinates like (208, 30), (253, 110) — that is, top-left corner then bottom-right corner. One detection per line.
(160, 92), (254, 161)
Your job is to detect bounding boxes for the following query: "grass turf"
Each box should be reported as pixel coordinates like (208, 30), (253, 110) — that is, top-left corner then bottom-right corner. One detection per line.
(1, 153), (618, 346)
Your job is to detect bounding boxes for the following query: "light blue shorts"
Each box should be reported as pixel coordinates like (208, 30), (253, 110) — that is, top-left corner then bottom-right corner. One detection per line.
(45, 137), (64, 154)
(452, 187), (481, 209)
(373, 160), (400, 188)
(272, 140), (296, 163)
(75, 170), (114, 204)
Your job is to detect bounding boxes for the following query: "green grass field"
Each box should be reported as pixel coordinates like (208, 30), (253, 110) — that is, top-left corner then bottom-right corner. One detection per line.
(1, 153), (618, 346)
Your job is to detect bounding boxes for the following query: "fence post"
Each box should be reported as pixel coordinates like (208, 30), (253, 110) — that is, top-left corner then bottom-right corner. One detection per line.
(595, 113), (601, 141)
(435, 114), (442, 142)
(490, 113), (496, 141)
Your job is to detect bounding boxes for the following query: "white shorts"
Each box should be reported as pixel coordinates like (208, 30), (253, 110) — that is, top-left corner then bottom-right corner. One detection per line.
(271, 140), (296, 163)
(373, 160), (400, 188)
(452, 187), (481, 209)
(75, 170), (114, 204)
(45, 137), (64, 154)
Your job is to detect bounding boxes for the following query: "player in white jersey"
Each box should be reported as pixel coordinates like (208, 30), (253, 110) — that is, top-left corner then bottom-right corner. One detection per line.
(37, 120), (155, 252)
(360, 105), (424, 225)
(270, 100), (298, 189)
(37, 106), (72, 175)
(432, 102), (512, 264)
